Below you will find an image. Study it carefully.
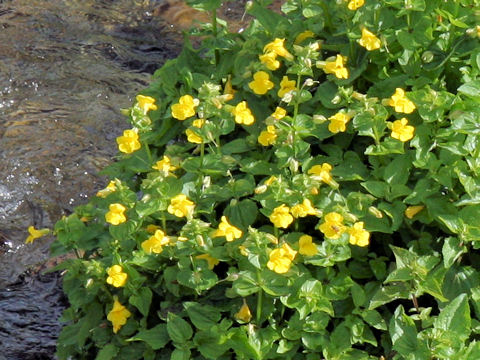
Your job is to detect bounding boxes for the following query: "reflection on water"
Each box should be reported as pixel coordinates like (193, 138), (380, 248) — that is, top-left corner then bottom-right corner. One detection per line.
(0, 0), (180, 286)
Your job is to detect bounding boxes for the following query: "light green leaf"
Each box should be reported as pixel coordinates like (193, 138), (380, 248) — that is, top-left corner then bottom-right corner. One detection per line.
(167, 312), (193, 344)
(127, 324), (169, 350)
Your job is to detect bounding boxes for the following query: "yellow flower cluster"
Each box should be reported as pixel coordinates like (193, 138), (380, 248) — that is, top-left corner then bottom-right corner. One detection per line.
(196, 253), (219, 269)
(278, 76), (296, 98)
(347, 0), (365, 10)
(213, 216), (243, 242)
(171, 95), (198, 120)
(322, 54), (349, 79)
(136, 95), (157, 115)
(249, 71), (274, 95)
(291, 199), (317, 218)
(116, 129), (141, 154)
(259, 51), (280, 71)
(269, 204), (294, 228)
(107, 297), (131, 334)
(347, 222), (370, 247)
(271, 107), (287, 120)
(298, 235), (318, 256)
(185, 128), (203, 144)
(387, 88), (416, 114)
(319, 212), (346, 239)
(232, 101), (255, 125)
(358, 28), (381, 51)
(105, 203), (127, 225)
(328, 111), (352, 133)
(152, 155), (177, 176)
(96, 180), (116, 198)
(260, 38), (294, 71)
(106, 265), (128, 287)
(267, 243), (297, 274)
(258, 125), (277, 146)
(141, 229), (170, 254)
(391, 118), (415, 142)
(308, 163), (333, 184)
(168, 194), (195, 218)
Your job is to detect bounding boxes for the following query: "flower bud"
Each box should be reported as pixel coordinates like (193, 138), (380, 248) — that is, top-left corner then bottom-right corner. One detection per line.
(421, 51), (434, 63)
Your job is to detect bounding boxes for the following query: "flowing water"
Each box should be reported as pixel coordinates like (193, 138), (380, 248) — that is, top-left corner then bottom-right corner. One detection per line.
(0, 0), (182, 357)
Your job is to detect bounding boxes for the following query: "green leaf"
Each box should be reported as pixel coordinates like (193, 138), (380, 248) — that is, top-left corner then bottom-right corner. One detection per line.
(171, 348), (191, 360)
(389, 306), (428, 357)
(442, 237), (465, 267)
(362, 309), (387, 331)
(383, 154), (411, 185)
(129, 287), (152, 317)
(247, 1), (289, 33)
(458, 80), (480, 98)
(360, 181), (388, 198)
(184, 302), (221, 331)
(434, 293), (471, 342)
(127, 324), (169, 350)
(225, 199), (258, 230)
(167, 312), (193, 344)
(194, 329), (230, 359)
(369, 283), (411, 310)
(95, 343), (118, 360)
(233, 270), (260, 296)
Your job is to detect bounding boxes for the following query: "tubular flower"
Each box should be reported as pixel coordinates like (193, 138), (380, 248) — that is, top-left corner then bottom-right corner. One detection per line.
(348, 222), (370, 247)
(358, 28), (381, 51)
(249, 71), (274, 95)
(142, 229), (170, 254)
(259, 52), (280, 71)
(308, 163), (333, 184)
(235, 301), (252, 322)
(116, 128), (141, 154)
(347, 0), (365, 10)
(271, 107), (287, 120)
(258, 125), (277, 146)
(298, 235), (318, 256)
(323, 54), (349, 79)
(136, 95), (157, 115)
(267, 243), (297, 274)
(391, 118), (415, 142)
(152, 155), (177, 176)
(387, 88), (416, 114)
(171, 95), (198, 120)
(185, 128), (203, 144)
(213, 216), (243, 242)
(168, 194), (195, 218)
(328, 112), (352, 133)
(295, 30), (315, 44)
(196, 253), (219, 269)
(278, 76), (296, 98)
(25, 226), (49, 244)
(269, 204), (294, 229)
(106, 265), (128, 288)
(263, 38), (293, 60)
(105, 203), (127, 225)
(291, 199), (317, 218)
(405, 205), (424, 219)
(232, 101), (255, 125)
(319, 212), (346, 239)
(96, 180), (116, 198)
(107, 298), (131, 334)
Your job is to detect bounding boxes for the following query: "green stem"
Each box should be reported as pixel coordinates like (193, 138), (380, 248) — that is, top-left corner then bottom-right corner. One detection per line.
(273, 226), (279, 239)
(143, 141), (152, 163)
(256, 281), (263, 324)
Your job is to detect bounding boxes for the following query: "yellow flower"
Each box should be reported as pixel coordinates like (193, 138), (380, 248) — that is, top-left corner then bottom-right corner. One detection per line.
(171, 95), (198, 120)
(387, 88), (416, 114)
(107, 298), (131, 334)
(405, 205), (424, 219)
(141, 229), (170, 254)
(269, 204), (294, 229)
(294, 30), (315, 44)
(213, 216), (243, 242)
(25, 226), (49, 244)
(249, 71), (274, 95)
(233, 101), (255, 125)
(358, 28), (381, 51)
(347, 0), (365, 10)
(239, 245), (248, 256)
(106, 265), (128, 288)
(308, 163), (333, 184)
(323, 54), (349, 79)
(298, 235), (318, 256)
(328, 112), (352, 133)
(391, 118), (415, 142)
(319, 212), (346, 239)
(291, 199), (317, 218)
(263, 38), (293, 60)
(235, 301), (252, 322)
(278, 76), (296, 98)
(259, 52), (280, 71)
(96, 180), (116, 198)
(116, 129), (141, 154)
(185, 128), (203, 144)
(271, 107), (287, 120)
(136, 95), (158, 115)
(146, 224), (160, 233)
(152, 155), (177, 176)
(168, 194), (195, 218)
(258, 125), (277, 146)
(267, 243), (297, 274)
(196, 253), (219, 269)
(105, 203), (127, 225)
(224, 76), (236, 97)
(347, 222), (370, 247)
(192, 118), (205, 128)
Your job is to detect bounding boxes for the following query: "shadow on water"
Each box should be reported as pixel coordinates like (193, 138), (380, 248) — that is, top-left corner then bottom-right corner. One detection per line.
(0, 0), (182, 358)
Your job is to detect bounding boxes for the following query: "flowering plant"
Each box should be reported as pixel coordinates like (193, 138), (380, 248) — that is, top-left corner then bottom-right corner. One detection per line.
(51, 0), (480, 358)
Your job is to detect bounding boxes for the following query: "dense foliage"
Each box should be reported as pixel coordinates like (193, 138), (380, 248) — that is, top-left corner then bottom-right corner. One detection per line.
(50, 0), (480, 358)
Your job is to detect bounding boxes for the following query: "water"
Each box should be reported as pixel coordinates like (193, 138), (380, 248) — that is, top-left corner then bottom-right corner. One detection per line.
(0, 0), (181, 358)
